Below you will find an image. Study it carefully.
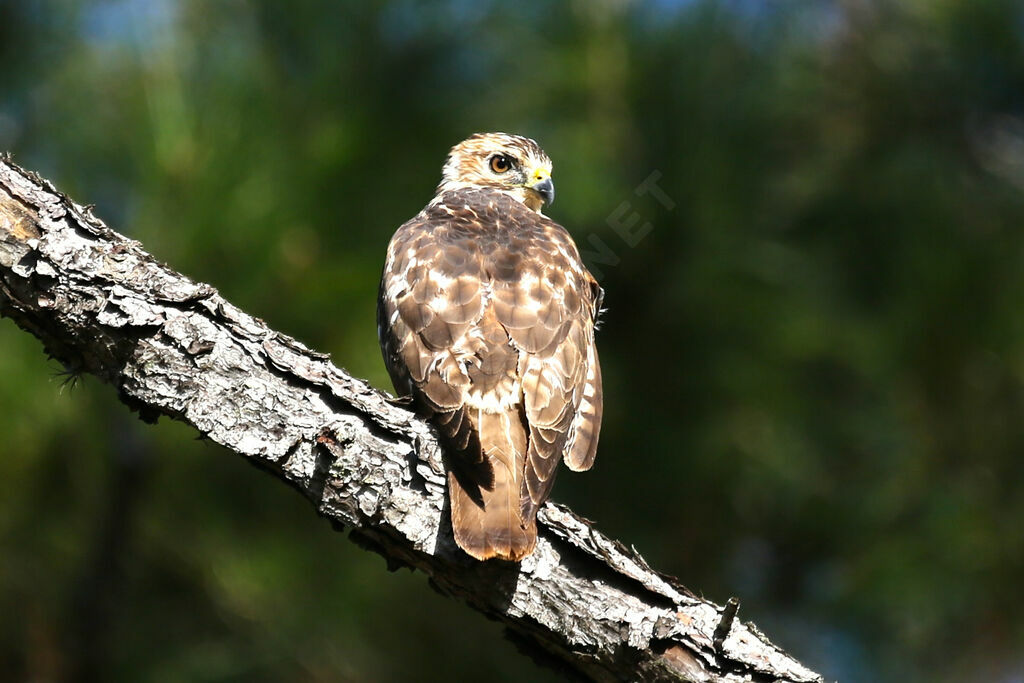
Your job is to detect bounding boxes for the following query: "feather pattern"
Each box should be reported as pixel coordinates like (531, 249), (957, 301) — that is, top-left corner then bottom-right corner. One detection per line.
(378, 134), (602, 561)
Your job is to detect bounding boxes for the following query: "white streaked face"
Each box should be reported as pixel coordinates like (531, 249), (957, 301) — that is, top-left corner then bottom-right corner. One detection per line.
(436, 132), (554, 212)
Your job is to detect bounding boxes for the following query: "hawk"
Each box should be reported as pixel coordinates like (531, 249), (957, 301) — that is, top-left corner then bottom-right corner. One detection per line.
(378, 132), (603, 561)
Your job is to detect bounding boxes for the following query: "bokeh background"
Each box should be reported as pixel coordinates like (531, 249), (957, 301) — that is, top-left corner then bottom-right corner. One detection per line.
(2, 1), (1024, 681)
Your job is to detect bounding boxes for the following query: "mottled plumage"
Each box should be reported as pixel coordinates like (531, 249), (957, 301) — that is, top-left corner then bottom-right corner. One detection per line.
(378, 133), (603, 561)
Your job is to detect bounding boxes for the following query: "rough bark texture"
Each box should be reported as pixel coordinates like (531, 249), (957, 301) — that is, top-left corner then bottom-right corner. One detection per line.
(0, 155), (824, 683)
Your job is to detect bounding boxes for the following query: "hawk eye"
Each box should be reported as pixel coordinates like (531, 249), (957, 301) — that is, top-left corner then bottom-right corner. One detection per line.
(489, 154), (513, 174)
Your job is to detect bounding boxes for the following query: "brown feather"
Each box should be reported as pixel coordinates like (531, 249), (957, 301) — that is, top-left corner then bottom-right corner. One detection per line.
(378, 134), (603, 561)
(449, 409), (534, 561)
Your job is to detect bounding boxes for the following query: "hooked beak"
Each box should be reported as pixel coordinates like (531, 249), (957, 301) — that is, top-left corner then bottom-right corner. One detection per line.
(528, 171), (555, 207)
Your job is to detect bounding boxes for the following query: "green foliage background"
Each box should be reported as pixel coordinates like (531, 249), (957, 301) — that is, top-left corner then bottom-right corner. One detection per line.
(2, 1), (1024, 681)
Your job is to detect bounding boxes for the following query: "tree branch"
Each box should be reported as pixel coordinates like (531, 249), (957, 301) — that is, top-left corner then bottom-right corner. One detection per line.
(0, 155), (823, 683)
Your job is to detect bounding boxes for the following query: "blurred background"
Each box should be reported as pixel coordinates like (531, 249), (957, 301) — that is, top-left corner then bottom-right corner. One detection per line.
(2, 1), (1023, 681)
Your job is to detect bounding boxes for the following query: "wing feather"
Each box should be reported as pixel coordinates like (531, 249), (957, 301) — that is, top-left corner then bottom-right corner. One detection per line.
(378, 188), (603, 561)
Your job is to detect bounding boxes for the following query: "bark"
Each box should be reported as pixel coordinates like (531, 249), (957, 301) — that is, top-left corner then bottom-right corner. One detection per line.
(0, 155), (824, 683)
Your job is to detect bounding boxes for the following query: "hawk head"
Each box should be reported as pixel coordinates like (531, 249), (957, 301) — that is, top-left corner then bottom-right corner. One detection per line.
(437, 132), (554, 213)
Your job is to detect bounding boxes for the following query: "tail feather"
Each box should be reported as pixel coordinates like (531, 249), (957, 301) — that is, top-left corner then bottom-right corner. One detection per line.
(449, 409), (535, 561)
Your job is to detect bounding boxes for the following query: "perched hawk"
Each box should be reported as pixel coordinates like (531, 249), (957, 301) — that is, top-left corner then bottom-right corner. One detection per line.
(378, 133), (603, 561)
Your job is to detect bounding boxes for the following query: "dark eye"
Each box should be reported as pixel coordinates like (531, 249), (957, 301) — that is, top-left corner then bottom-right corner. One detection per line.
(489, 154), (513, 174)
